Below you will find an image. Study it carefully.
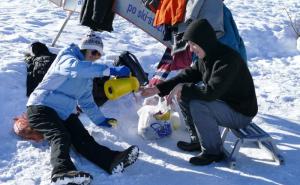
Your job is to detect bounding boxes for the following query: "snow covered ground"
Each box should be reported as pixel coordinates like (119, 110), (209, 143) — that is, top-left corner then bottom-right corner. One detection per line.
(0, 0), (300, 184)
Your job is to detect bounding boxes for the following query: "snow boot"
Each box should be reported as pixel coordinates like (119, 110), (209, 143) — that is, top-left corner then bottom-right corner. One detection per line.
(123, 145), (139, 168)
(51, 171), (92, 185)
(109, 160), (124, 175)
(177, 141), (202, 152)
(189, 152), (225, 166)
(109, 145), (139, 174)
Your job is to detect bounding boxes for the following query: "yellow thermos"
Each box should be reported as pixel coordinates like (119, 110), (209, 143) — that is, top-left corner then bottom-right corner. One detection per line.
(104, 76), (140, 100)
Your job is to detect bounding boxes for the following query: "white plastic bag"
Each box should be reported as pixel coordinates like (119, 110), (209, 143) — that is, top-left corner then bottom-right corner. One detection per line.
(137, 97), (172, 140)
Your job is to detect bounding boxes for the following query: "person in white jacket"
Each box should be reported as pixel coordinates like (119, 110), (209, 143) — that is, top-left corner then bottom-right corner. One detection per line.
(26, 31), (139, 185)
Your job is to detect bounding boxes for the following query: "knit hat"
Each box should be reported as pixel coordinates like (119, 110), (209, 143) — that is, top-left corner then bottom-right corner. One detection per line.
(80, 31), (105, 56)
(183, 19), (218, 56)
(28, 41), (51, 56)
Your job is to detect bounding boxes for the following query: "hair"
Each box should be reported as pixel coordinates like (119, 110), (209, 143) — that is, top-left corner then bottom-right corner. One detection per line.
(80, 49), (88, 56)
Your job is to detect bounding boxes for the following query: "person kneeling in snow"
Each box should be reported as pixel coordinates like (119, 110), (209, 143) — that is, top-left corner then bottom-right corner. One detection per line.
(141, 19), (258, 166)
(26, 31), (139, 185)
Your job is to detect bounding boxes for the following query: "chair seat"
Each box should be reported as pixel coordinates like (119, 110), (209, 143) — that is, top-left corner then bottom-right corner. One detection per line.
(221, 122), (284, 169)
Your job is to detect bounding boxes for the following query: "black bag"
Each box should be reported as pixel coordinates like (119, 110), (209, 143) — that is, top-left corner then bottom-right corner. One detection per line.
(113, 51), (149, 86)
(93, 76), (110, 106)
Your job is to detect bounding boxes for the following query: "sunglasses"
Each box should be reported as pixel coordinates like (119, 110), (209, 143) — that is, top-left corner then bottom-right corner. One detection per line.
(91, 50), (100, 56)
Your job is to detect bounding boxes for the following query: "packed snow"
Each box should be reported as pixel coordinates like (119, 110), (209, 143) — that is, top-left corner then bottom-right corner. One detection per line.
(0, 0), (300, 185)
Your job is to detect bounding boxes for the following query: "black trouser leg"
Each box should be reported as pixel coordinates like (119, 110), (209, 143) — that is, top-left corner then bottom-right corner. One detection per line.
(178, 100), (200, 143)
(65, 114), (119, 173)
(27, 105), (76, 176)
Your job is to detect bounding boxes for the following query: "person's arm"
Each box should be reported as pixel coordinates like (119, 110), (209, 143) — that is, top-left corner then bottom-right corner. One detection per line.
(54, 54), (110, 79)
(156, 60), (203, 96)
(77, 89), (106, 125)
(181, 56), (239, 101)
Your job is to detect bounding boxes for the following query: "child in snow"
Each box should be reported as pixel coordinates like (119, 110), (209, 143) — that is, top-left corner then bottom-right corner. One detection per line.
(141, 19), (258, 166)
(26, 31), (139, 185)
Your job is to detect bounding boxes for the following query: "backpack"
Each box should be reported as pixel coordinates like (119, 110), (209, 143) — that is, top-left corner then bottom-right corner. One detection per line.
(93, 76), (110, 106)
(219, 5), (247, 63)
(113, 51), (149, 86)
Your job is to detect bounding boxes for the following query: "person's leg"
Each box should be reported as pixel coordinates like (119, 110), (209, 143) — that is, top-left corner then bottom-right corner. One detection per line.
(27, 105), (76, 176)
(178, 100), (200, 143)
(177, 100), (201, 151)
(64, 114), (118, 172)
(65, 114), (139, 174)
(189, 100), (252, 155)
(188, 100), (253, 165)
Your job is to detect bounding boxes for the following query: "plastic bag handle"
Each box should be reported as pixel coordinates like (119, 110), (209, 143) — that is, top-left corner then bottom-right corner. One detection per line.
(158, 97), (171, 112)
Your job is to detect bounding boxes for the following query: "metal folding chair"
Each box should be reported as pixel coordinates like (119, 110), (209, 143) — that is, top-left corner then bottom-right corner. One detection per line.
(221, 122), (284, 169)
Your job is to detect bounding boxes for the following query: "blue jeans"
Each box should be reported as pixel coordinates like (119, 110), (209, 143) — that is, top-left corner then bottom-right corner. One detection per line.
(179, 100), (253, 155)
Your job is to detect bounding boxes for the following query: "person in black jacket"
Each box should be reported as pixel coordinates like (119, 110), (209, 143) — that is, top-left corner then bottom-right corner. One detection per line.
(141, 19), (258, 165)
(25, 42), (57, 97)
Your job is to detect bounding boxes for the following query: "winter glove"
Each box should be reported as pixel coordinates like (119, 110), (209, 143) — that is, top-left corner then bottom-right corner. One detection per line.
(97, 118), (118, 127)
(110, 66), (131, 77)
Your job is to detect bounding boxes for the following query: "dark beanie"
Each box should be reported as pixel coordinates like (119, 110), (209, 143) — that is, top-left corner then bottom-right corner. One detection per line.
(183, 19), (218, 55)
(30, 42), (50, 56)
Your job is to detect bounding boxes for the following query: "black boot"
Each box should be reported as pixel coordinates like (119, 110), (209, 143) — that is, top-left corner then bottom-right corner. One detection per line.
(177, 141), (202, 152)
(177, 100), (202, 152)
(122, 145), (139, 168)
(189, 152), (225, 166)
(109, 145), (139, 174)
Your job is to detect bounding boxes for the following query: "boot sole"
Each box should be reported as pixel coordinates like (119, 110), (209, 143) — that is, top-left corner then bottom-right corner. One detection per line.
(124, 145), (139, 168)
(109, 161), (125, 175)
(51, 171), (92, 185)
(109, 146), (139, 174)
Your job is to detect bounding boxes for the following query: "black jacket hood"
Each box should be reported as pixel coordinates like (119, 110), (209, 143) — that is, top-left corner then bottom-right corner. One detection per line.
(183, 19), (218, 58)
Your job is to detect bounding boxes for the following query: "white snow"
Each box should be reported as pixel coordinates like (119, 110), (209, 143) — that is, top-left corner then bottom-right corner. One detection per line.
(0, 0), (300, 185)
(297, 37), (300, 52)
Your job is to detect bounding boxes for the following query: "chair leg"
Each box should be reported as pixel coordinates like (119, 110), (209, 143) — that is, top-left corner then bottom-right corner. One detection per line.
(221, 127), (230, 145)
(230, 139), (243, 160)
(259, 140), (285, 165)
(224, 138), (243, 169)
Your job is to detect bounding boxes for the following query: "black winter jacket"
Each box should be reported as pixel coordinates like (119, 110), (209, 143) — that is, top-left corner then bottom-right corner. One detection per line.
(156, 43), (258, 117)
(25, 46), (56, 97)
(80, 0), (115, 32)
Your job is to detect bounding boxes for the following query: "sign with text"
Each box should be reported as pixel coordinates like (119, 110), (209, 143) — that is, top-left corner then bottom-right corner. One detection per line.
(63, 0), (83, 12)
(48, 0), (170, 47)
(49, 0), (82, 12)
(113, 0), (171, 47)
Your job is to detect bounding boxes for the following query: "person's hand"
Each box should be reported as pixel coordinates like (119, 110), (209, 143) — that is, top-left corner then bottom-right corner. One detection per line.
(97, 118), (118, 127)
(110, 66), (131, 77)
(166, 84), (183, 105)
(140, 86), (160, 97)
